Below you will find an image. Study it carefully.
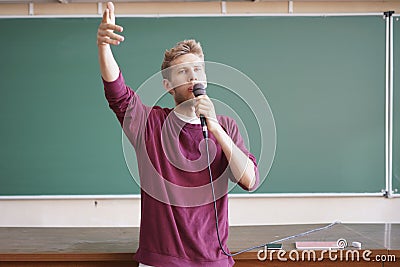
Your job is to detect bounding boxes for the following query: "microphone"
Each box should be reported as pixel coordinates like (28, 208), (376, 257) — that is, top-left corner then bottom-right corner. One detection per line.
(192, 83), (208, 139)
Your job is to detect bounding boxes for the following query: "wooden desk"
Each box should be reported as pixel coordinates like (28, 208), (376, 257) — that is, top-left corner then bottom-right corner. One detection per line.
(0, 224), (398, 266)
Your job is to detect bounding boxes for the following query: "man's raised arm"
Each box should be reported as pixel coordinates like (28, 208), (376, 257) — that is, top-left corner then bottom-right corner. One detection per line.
(97, 2), (124, 82)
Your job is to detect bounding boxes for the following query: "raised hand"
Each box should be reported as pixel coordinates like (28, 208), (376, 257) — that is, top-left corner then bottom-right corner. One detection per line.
(97, 2), (124, 46)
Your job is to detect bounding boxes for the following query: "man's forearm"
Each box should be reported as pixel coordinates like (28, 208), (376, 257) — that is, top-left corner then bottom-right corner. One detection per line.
(211, 125), (256, 190)
(98, 45), (120, 82)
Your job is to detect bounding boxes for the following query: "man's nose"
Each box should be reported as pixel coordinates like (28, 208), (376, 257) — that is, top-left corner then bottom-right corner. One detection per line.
(188, 68), (197, 81)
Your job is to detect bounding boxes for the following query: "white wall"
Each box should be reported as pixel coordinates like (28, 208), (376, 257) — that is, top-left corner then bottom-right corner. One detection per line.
(1, 1), (400, 17)
(0, 195), (399, 227)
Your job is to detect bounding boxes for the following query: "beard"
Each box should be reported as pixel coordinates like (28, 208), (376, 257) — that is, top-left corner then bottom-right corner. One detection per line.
(172, 87), (195, 106)
(174, 95), (195, 108)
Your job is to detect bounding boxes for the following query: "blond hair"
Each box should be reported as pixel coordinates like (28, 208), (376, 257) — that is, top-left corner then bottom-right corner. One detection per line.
(161, 39), (204, 79)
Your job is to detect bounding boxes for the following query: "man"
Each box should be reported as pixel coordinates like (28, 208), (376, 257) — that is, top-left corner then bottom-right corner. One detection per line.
(97, 2), (259, 266)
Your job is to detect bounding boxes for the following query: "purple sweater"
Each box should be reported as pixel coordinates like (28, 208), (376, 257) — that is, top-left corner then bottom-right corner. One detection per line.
(103, 71), (259, 267)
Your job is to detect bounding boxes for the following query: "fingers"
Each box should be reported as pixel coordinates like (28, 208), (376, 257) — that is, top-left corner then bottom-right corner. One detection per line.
(97, 35), (123, 46)
(101, 8), (108, 23)
(97, 26), (124, 46)
(195, 95), (215, 118)
(107, 2), (114, 13)
(98, 22), (123, 33)
(102, 2), (115, 23)
(107, 2), (116, 25)
(98, 2), (124, 46)
(101, 4), (117, 26)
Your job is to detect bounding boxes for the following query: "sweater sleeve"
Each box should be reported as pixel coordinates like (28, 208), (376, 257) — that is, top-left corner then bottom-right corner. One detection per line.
(222, 116), (260, 192)
(103, 71), (150, 149)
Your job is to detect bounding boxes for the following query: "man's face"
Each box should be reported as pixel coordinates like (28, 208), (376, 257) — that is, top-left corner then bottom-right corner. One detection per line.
(164, 53), (207, 106)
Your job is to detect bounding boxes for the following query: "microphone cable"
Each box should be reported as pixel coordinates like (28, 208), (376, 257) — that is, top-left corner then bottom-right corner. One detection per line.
(204, 136), (341, 257)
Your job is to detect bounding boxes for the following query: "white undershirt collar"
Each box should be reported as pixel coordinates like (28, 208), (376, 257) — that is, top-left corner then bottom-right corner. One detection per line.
(173, 111), (201, 124)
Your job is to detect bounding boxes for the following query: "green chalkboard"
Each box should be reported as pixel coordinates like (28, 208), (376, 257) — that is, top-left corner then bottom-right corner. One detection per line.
(393, 16), (400, 195)
(0, 16), (386, 195)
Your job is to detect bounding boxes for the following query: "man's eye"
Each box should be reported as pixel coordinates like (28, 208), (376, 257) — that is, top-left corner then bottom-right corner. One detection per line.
(179, 69), (186, 74)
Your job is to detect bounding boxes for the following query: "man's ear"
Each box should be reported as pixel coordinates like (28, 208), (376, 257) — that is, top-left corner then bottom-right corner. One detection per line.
(163, 79), (174, 95)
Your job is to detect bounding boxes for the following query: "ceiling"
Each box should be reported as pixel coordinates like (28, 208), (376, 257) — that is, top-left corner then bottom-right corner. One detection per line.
(0, 0), (397, 3)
